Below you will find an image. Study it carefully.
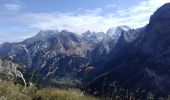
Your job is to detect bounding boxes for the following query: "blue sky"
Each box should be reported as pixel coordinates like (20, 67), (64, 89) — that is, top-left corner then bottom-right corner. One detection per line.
(0, 0), (169, 43)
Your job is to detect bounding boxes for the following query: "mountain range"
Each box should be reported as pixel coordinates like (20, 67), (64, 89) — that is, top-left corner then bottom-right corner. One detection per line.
(0, 3), (170, 97)
(0, 25), (130, 85)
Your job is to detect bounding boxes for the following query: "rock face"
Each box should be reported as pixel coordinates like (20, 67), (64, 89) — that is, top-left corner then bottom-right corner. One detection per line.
(85, 3), (170, 96)
(0, 27), (130, 84)
(0, 57), (26, 85)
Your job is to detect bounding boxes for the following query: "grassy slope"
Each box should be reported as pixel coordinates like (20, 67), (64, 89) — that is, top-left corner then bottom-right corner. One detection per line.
(0, 81), (99, 100)
(1, 80), (170, 100)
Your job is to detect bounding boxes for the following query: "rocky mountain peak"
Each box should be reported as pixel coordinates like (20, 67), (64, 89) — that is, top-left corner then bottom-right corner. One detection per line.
(36, 30), (59, 37)
(150, 3), (170, 22)
(143, 3), (170, 54)
(106, 26), (131, 39)
(82, 30), (93, 38)
(148, 3), (170, 35)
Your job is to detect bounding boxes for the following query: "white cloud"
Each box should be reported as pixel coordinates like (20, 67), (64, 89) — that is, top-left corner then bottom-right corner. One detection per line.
(4, 3), (22, 11)
(114, 0), (170, 27)
(14, 0), (169, 34)
(16, 12), (109, 33)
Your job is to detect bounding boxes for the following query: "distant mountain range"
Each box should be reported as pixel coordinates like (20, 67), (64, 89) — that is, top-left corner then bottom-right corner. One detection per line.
(0, 3), (170, 96)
